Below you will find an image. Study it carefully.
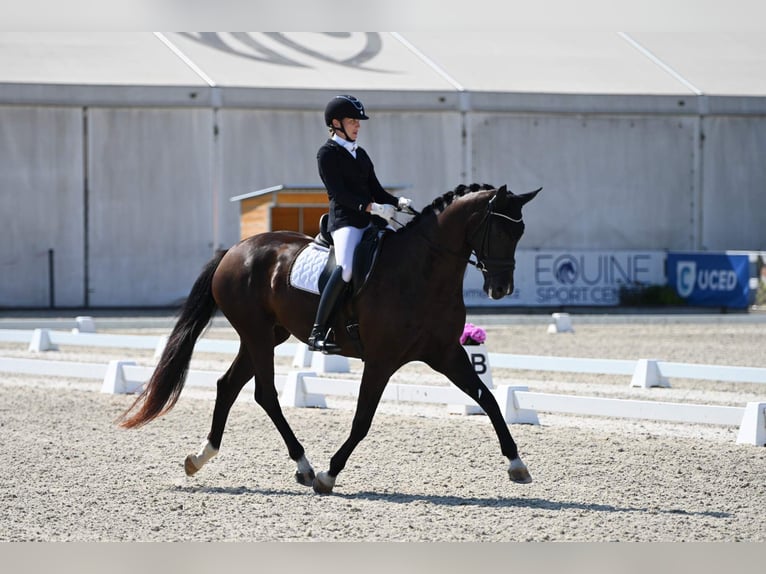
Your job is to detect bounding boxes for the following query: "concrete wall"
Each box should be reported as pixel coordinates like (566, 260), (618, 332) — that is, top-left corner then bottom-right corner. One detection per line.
(471, 112), (698, 250)
(86, 108), (215, 306)
(702, 115), (766, 251)
(0, 88), (764, 308)
(361, 110), (465, 196)
(0, 106), (84, 307)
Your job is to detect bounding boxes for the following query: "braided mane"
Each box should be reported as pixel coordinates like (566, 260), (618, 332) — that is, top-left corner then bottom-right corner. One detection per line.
(402, 183), (495, 229)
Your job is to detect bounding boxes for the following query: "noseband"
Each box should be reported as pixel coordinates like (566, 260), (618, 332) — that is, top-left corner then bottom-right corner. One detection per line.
(467, 198), (522, 275)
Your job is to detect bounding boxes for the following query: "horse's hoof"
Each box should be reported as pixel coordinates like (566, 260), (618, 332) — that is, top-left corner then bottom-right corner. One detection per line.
(184, 455), (200, 476)
(508, 459), (533, 484)
(295, 468), (316, 487)
(312, 470), (336, 494)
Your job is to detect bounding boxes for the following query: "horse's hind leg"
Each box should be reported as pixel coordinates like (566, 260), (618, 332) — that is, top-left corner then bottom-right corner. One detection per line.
(240, 329), (315, 486)
(185, 346), (252, 476)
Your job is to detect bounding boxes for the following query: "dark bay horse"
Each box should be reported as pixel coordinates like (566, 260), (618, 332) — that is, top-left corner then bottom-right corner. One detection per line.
(120, 183), (540, 494)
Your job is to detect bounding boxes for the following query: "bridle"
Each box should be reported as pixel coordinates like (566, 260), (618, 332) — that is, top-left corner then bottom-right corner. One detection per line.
(399, 192), (523, 275)
(466, 196), (523, 274)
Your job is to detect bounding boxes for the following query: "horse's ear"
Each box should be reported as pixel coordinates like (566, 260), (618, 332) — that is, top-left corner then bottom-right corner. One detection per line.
(518, 187), (542, 206)
(493, 185), (509, 208)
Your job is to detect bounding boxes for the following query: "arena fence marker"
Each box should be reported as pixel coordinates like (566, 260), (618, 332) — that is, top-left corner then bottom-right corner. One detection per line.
(281, 370), (326, 408)
(100, 360), (141, 394)
(28, 329), (57, 352)
(2, 354), (762, 445)
(73, 316), (96, 333)
(5, 327), (764, 386)
(547, 312), (574, 334)
(735, 402), (766, 446)
(493, 385), (540, 425)
(631, 358), (671, 388)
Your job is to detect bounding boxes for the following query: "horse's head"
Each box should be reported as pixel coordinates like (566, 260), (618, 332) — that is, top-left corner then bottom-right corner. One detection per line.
(469, 185), (541, 300)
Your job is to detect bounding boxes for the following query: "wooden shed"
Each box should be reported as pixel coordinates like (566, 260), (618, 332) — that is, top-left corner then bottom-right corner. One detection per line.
(230, 184), (409, 241)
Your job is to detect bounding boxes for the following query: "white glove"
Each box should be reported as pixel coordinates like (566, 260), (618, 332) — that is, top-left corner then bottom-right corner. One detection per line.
(370, 202), (396, 222)
(397, 197), (412, 210)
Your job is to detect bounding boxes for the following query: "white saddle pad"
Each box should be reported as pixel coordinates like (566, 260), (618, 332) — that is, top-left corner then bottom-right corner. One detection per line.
(289, 243), (331, 294)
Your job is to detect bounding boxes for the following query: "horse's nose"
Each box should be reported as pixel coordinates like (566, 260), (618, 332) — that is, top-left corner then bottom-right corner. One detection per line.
(490, 286), (506, 300)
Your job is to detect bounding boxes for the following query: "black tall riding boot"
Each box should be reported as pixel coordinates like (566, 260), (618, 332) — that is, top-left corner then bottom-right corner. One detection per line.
(307, 267), (348, 354)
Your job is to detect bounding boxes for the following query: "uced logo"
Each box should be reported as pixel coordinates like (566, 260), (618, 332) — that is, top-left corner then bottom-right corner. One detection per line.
(676, 260), (738, 297)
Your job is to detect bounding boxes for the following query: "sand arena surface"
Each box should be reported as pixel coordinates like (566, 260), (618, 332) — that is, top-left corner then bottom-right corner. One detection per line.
(0, 312), (764, 541)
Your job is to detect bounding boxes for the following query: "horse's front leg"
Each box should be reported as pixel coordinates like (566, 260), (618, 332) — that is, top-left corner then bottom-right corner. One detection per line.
(313, 363), (394, 494)
(426, 345), (532, 484)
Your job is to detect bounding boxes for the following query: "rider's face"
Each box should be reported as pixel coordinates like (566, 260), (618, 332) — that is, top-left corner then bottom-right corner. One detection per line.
(334, 117), (361, 141)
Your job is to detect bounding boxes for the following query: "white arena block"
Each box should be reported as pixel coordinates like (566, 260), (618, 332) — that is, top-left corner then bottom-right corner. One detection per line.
(311, 352), (350, 373)
(736, 402), (766, 446)
(153, 335), (168, 359)
(73, 316), (96, 333)
(100, 360), (141, 394)
(449, 344), (493, 416)
(281, 371), (326, 408)
(547, 312), (574, 334)
(631, 359), (670, 388)
(292, 342), (313, 368)
(28, 328), (58, 352)
(493, 385), (540, 425)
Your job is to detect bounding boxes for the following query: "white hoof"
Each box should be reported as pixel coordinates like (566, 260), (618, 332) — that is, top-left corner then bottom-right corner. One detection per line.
(184, 455), (200, 476)
(508, 458), (532, 484)
(312, 470), (336, 494)
(184, 440), (218, 476)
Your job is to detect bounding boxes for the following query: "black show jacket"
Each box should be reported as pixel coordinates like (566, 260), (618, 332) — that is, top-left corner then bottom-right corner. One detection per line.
(317, 139), (399, 232)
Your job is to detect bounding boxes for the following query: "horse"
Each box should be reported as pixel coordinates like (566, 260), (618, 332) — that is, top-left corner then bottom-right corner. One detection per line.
(119, 183), (541, 494)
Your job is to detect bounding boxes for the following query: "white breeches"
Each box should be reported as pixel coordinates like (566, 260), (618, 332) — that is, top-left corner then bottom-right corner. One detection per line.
(331, 225), (367, 282)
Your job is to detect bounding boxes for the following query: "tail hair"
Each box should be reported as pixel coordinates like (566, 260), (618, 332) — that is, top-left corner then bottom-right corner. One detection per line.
(119, 250), (227, 428)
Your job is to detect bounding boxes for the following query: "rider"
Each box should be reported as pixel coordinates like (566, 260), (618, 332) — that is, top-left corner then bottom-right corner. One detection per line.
(307, 94), (412, 354)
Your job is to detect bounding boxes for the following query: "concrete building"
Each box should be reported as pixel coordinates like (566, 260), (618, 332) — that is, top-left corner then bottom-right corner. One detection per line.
(1, 32), (764, 307)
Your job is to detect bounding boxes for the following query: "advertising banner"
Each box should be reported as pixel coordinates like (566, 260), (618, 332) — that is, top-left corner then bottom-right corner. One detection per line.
(463, 250), (666, 307)
(667, 252), (750, 308)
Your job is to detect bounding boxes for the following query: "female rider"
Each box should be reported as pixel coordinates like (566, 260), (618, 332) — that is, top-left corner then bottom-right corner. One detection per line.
(308, 94), (412, 353)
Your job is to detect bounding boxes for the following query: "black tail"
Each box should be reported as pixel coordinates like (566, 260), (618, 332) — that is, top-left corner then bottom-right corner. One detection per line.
(119, 250), (227, 428)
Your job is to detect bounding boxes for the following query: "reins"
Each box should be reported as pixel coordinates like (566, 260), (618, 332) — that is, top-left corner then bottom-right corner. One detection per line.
(393, 205), (474, 263)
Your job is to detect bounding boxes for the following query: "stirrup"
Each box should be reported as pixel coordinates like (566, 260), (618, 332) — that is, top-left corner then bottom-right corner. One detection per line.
(308, 328), (342, 354)
(314, 341), (343, 355)
(308, 337), (342, 355)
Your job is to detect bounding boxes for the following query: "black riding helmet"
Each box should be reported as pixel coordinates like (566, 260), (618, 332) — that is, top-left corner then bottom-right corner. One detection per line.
(325, 95), (369, 141)
(324, 95), (369, 126)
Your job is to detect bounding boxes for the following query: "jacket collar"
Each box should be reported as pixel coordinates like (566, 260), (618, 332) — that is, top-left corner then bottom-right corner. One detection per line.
(331, 133), (358, 156)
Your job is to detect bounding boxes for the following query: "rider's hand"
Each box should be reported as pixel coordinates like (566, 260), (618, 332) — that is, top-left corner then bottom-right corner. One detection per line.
(370, 202), (396, 222)
(397, 197), (412, 210)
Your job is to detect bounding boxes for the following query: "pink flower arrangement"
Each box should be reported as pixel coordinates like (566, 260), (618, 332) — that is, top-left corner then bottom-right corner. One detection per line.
(460, 323), (486, 346)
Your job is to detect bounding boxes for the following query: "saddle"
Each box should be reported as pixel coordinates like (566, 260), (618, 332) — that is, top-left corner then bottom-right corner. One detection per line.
(289, 213), (389, 297)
